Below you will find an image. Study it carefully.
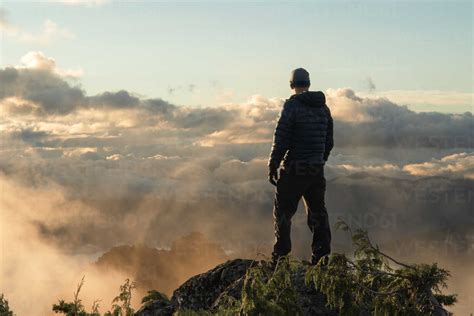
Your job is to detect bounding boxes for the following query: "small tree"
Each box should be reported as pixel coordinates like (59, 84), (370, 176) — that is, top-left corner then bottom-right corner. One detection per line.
(52, 276), (100, 316)
(238, 256), (301, 316)
(104, 279), (136, 316)
(54, 278), (136, 316)
(305, 219), (457, 316)
(175, 257), (302, 316)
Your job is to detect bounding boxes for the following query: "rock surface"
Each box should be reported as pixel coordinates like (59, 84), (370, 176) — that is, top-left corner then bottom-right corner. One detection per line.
(136, 258), (338, 315)
(136, 295), (173, 316)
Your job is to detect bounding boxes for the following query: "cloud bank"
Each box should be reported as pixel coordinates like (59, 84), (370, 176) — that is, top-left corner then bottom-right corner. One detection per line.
(0, 52), (472, 315)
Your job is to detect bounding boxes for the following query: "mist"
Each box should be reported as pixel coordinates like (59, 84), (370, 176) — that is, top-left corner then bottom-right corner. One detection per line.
(0, 52), (473, 315)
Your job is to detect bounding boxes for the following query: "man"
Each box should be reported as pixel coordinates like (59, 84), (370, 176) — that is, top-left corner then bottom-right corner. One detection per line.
(268, 68), (334, 265)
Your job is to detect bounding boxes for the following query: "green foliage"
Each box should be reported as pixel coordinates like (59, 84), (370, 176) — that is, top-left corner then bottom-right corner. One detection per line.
(238, 256), (301, 316)
(52, 276), (100, 316)
(305, 219), (457, 316)
(53, 277), (135, 316)
(175, 257), (302, 316)
(104, 279), (136, 316)
(0, 293), (14, 316)
(174, 310), (214, 316)
(175, 309), (245, 316)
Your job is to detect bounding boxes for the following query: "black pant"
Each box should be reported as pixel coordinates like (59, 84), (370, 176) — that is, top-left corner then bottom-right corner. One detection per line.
(272, 163), (331, 261)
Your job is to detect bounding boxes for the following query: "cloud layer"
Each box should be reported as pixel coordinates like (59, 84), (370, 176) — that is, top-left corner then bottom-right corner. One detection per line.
(0, 52), (472, 315)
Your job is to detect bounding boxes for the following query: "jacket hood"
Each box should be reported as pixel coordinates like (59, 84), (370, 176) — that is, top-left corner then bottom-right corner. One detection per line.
(290, 91), (326, 107)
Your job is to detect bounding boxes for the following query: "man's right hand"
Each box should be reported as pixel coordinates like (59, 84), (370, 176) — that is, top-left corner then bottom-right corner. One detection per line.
(268, 163), (279, 186)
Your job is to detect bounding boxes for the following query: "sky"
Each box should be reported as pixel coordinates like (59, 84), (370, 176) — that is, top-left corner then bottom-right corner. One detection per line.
(1, 0), (472, 111)
(0, 1), (473, 315)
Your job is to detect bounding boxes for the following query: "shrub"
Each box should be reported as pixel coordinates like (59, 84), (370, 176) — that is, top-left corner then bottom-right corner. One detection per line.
(305, 219), (457, 316)
(53, 277), (134, 316)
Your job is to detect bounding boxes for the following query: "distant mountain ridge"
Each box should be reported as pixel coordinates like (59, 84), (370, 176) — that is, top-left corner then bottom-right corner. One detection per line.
(94, 232), (228, 295)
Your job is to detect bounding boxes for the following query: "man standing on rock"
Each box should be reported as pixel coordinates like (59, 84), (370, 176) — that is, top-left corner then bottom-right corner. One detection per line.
(268, 68), (334, 265)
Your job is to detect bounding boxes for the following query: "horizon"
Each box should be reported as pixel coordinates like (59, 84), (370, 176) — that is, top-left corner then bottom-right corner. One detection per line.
(1, 0), (472, 112)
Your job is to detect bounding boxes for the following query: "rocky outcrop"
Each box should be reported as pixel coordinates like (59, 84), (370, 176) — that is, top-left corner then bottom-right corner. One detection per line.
(135, 294), (173, 316)
(171, 259), (253, 311)
(136, 259), (337, 316)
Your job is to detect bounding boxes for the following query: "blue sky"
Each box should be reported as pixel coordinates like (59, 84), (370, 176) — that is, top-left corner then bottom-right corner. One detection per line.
(1, 0), (472, 110)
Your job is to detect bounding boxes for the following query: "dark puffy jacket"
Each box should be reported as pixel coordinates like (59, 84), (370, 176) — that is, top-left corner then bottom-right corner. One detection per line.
(268, 91), (334, 168)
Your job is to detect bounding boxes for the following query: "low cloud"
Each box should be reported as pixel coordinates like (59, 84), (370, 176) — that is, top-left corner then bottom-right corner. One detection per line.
(359, 90), (474, 113)
(18, 51), (84, 78)
(403, 153), (474, 179)
(0, 67), (85, 115)
(88, 90), (141, 109)
(327, 88), (473, 148)
(2, 53), (472, 149)
(0, 52), (472, 314)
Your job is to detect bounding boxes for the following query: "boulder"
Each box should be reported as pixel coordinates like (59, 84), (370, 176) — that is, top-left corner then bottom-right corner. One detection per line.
(136, 259), (337, 315)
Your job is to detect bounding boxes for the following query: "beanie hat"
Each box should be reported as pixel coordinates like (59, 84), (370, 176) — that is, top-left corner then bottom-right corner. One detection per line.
(290, 68), (310, 88)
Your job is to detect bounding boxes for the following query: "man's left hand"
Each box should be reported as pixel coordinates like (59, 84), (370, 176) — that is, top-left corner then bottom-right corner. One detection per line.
(268, 164), (279, 186)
